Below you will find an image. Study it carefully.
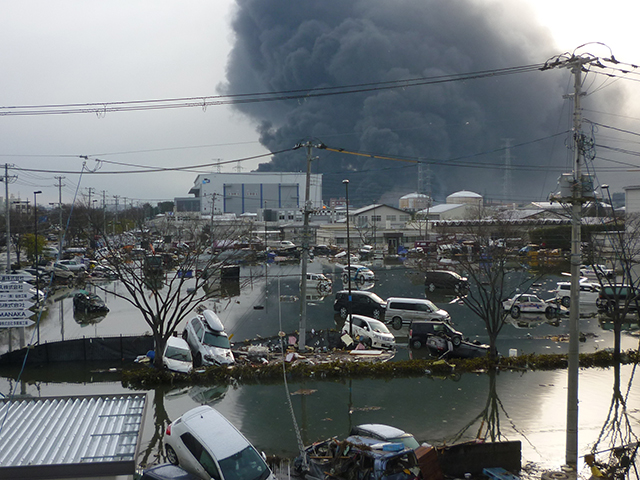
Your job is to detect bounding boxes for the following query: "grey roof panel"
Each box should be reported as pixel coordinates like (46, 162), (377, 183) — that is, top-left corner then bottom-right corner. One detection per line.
(0, 394), (146, 479)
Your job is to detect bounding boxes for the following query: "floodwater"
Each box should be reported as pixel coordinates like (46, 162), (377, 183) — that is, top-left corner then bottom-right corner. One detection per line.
(1, 260), (639, 475)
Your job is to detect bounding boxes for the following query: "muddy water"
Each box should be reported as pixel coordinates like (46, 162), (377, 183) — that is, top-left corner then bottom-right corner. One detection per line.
(0, 262), (639, 474)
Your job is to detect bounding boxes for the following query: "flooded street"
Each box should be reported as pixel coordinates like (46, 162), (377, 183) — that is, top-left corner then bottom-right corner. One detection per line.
(1, 261), (639, 474)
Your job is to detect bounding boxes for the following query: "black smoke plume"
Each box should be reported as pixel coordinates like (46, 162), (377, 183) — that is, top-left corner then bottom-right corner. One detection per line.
(220, 0), (620, 206)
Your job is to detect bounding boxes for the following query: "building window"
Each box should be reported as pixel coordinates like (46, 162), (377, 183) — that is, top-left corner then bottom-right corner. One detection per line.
(386, 215), (397, 221)
(400, 215), (411, 222)
(372, 215), (381, 222)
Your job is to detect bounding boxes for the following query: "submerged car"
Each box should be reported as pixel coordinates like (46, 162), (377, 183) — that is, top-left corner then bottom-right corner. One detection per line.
(349, 424), (420, 450)
(163, 336), (193, 374)
(409, 320), (464, 348)
(164, 405), (275, 480)
(182, 309), (234, 366)
(502, 293), (556, 318)
(385, 297), (450, 330)
(341, 264), (375, 284)
(295, 436), (420, 480)
(341, 314), (395, 350)
(424, 270), (468, 293)
(73, 290), (109, 313)
(334, 290), (386, 319)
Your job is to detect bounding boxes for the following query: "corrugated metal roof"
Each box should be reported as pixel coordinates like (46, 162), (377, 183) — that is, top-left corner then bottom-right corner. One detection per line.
(0, 394), (146, 479)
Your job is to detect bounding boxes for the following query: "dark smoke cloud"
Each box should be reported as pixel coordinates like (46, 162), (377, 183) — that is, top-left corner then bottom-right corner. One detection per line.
(220, 0), (619, 206)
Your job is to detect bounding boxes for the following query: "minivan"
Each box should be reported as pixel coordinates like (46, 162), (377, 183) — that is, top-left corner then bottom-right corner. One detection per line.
(333, 290), (386, 319)
(385, 297), (450, 330)
(424, 270), (468, 293)
(596, 285), (640, 313)
(164, 405), (275, 480)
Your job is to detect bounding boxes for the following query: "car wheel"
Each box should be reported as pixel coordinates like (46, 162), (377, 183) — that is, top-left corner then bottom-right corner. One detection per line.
(510, 306), (520, 318)
(342, 274), (349, 284)
(452, 336), (462, 347)
(428, 283), (436, 292)
(182, 330), (188, 340)
(372, 309), (381, 319)
(363, 337), (372, 347)
(339, 307), (348, 319)
(561, 296), (570, 308)
(545, 306), (555, 316)
(166, 444), (179, 465)
(356, 275), (365, 285)
(195, 352), (203, 367)
(411, 339), (423, 349)
(391, 316), (403, 330)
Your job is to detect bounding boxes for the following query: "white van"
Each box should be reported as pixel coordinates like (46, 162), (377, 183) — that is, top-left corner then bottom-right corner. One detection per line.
(385, 297), (450, 330)
(164, 405), (275, 480)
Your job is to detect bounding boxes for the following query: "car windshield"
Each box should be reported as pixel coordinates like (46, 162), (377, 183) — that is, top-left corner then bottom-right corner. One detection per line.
(218, 446), (270, 480)
(165, 345), (192, 362)
(387, 434), (420, 449)
(203, 331), (231, 349)
(368, 320), (390, 334)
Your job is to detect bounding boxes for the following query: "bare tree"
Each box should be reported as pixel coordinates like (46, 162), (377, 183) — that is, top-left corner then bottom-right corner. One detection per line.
(438, 208), (547, 360)
(88, 213), (256, 369)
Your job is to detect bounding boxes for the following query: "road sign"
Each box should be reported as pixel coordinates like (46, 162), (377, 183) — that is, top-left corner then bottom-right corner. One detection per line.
(0, 300), (35, 310)
(0, 273), (34, 282)
(0, 283), (32, 293)
(0, 292), (31, 301)
(0, 310), (34, 320)
(0, 319), (35, 328)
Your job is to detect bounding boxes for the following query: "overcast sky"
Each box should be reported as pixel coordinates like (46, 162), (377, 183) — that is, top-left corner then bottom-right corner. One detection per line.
(2, 0), (640, 207)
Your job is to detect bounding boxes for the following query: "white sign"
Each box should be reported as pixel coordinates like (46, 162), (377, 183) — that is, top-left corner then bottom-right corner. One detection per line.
(0, 310), (34, 319)
(0, 300), (35, 310)
(0, 283), (32, 293)
(0, 319), (35, 328)
(0, 292), (31, 301)
(0, 273), (34, 282)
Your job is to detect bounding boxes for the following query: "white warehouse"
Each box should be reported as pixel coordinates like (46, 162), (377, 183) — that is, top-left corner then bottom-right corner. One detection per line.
(176, 172), (323, 217)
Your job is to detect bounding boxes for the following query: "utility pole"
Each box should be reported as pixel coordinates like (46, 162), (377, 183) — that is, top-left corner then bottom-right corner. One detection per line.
(113, 195), (120, 234)
(544, 51), (601, 472)
(2, 165), (17, 273)
(294, 140), (323, 350)
(55, 176), (64, 254)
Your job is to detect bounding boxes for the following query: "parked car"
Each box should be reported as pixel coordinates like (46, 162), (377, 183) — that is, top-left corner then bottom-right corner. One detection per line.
(164, 405), (275, 480)
(301, 272), (332, 295)
(596, 285), (640, 313)
(385, 297), (450, 330)
(580, 264), (614, 280)
(50, 262), (74, 280)
(91, 265), (118, 279)
(163, 336), (193, 374)
(502, 294), (556, 318)
(334, 290), (386, 319)
(311, 245), (333, 256)
(73, 290), (109, 314)
(141, 464), (200, 480)
(553, 279), (600, 308)
(424, 270), (468, 293)
(409, 320), (464, 349)
(349, 424), (420, 450)
(57, 258), (88, 272)
(182, 310), (235, 366)
(341, 314), (396, 350)
(341, 264), (375, 284)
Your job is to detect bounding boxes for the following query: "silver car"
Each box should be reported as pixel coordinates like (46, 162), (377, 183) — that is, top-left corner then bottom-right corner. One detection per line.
(182, 310), (234, 367)
(164, 405), (275, 480)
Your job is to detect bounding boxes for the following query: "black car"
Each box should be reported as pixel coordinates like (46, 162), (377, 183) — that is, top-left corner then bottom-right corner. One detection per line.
(424, 270), (469, 293)
(73, 290), (109, 314)
(596, 285), (640, 312)
(333, 290), (386, 319)
(408, 320), (463, 349)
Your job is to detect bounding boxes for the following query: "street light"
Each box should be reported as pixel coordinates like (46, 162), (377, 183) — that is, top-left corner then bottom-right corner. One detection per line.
(343, 179), (352, 337)
(33, 191), (42, 344)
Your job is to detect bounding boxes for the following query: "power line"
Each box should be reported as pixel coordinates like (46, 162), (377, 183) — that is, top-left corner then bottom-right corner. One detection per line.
(0, 63), (546, 117)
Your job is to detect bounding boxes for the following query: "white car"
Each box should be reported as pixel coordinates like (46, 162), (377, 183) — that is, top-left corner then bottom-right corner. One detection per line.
(57, 258), (88, 272)
(182, 310), (235, 367)
(164, 405), (275, 480)
(502, 294), (556, 318)
(580, 264), (614, 280)
(553, 279), (600, 308)
(341, 314), (395, 350)
(341, 264), (375, 284)
(162, 336), (193, 374)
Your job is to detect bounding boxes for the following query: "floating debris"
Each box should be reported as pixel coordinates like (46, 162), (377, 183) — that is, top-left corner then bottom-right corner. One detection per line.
(290, 389), (318, 396)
